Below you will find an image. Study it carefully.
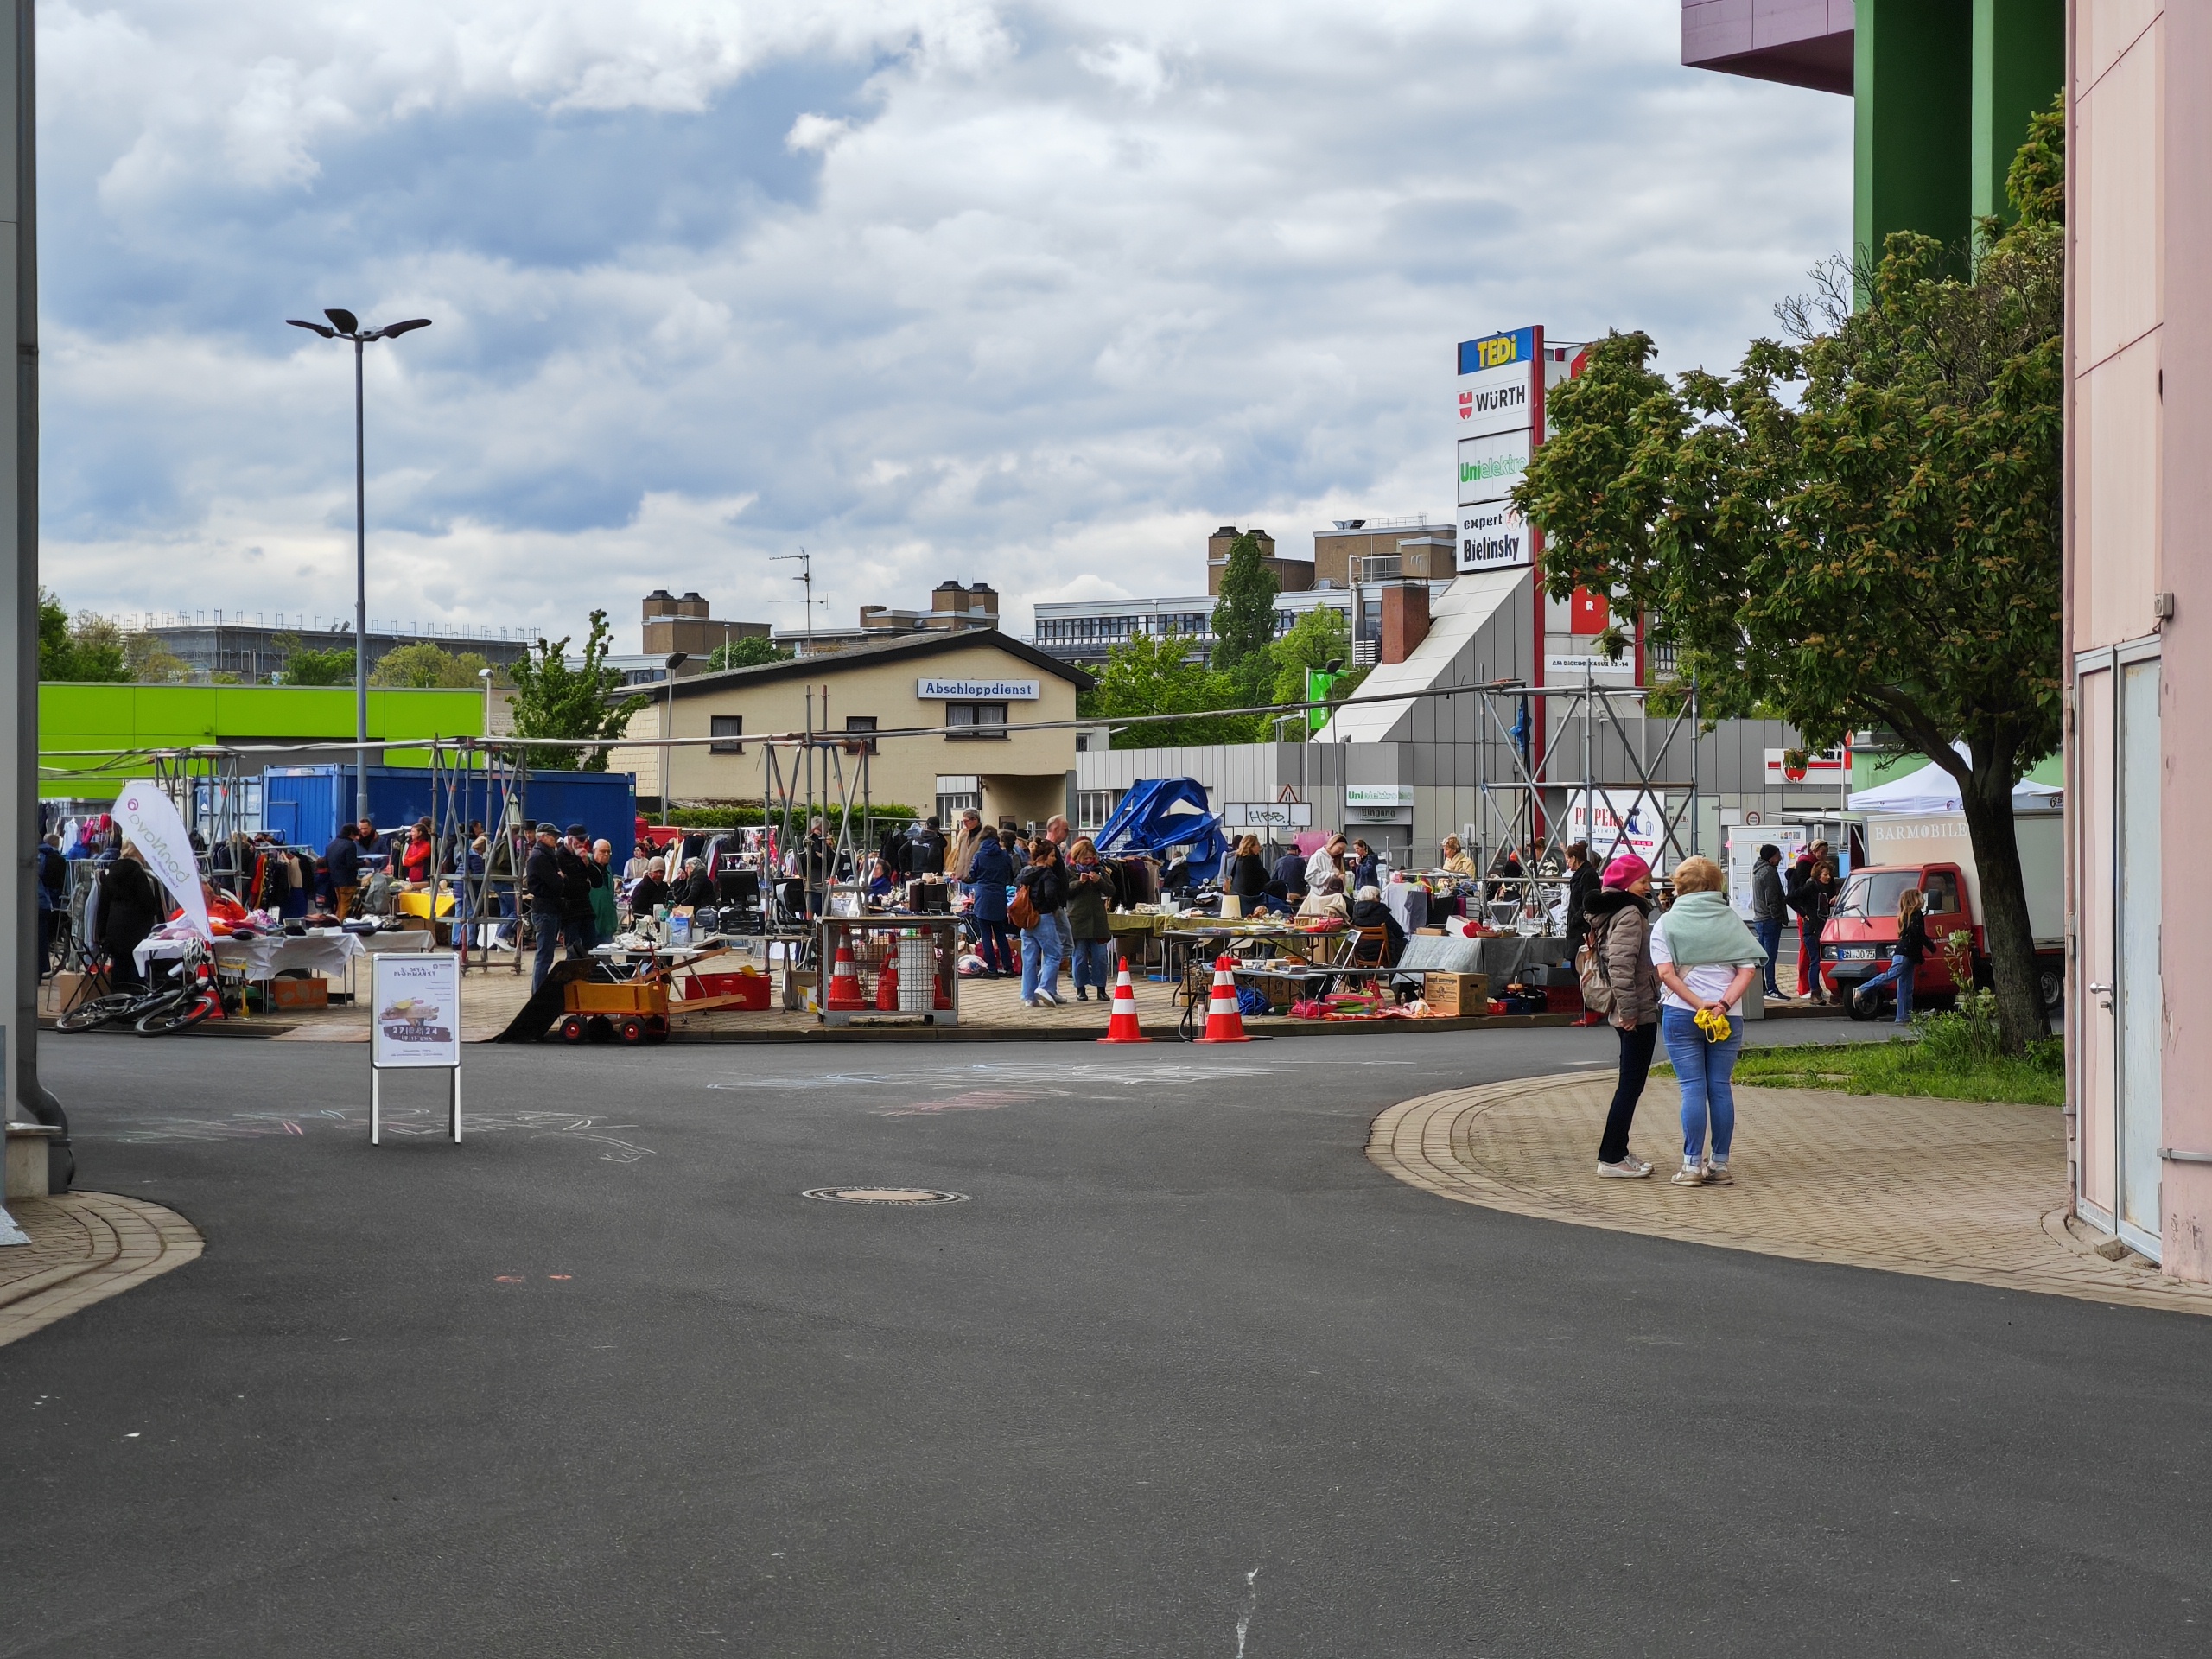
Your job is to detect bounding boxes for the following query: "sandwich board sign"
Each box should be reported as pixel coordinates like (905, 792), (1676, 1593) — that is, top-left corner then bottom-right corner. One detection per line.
(371, 952), (461, 1145)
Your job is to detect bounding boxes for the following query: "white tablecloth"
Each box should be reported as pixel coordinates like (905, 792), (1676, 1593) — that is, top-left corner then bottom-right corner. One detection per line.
(136, 931), (367, 981)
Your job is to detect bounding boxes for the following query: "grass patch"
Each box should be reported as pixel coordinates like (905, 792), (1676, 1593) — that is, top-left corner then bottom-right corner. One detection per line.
(1658, 1035), (2063, 1106)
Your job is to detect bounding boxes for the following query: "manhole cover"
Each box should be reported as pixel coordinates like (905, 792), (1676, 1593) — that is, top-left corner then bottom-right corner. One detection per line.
(802, 1186), (969, 1205)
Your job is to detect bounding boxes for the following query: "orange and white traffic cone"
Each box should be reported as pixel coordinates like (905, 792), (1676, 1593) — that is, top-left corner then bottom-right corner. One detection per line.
(875, 957), (899, 1011)
(1097, 957), (1153, 1044)
(826, 935), (867, 1011)
(1196, 953), (1251, 1044)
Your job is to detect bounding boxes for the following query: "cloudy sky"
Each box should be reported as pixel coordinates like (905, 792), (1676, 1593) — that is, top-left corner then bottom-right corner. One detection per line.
(41, 0), (1849, 652)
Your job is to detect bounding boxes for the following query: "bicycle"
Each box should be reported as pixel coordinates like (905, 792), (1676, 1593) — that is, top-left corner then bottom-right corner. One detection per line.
(54, 938), (235, 1035)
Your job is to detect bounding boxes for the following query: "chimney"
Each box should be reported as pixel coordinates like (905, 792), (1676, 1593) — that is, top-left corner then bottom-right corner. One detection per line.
(1380, 582), (1430, 665)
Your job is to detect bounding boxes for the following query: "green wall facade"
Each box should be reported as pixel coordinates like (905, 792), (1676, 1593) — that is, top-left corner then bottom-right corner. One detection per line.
(39, 683), (487, 798)
(1853, 0), (2063, 267)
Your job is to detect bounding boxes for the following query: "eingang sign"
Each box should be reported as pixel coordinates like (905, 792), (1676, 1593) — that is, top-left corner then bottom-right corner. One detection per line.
(918, 677), (1039, 701)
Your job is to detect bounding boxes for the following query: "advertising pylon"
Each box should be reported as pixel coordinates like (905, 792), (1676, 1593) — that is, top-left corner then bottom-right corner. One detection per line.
(1097, 957), (1153, 1044)
(826, 936), (867, 1011)
(1196, 953), (1251, 1044)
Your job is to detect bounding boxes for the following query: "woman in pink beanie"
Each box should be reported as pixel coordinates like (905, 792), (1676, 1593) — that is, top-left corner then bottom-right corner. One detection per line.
(1581, 850), (1660, 1177)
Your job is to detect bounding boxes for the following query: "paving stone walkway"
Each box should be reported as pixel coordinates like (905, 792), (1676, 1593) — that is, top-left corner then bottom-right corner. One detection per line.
(0, 1192), (204, 1347)
(1369, 1072), (2212, 1317)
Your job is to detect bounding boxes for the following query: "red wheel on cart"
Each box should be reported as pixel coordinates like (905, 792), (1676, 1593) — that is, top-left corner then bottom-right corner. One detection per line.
(558, 1014), (588, 1043)
(619, 1015), (647, 1045)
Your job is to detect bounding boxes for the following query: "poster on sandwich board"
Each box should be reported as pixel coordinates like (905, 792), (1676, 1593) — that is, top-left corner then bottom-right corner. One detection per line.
(372, 952), (461, 1070)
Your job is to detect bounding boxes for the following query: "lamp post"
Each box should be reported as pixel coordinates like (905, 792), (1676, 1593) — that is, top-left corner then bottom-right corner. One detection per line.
(285, 308), (432, 826)
(660, 652), (688, 820)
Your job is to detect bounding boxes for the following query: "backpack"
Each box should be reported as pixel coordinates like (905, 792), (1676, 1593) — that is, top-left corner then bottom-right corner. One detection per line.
(1575, 908), (1618, 1016)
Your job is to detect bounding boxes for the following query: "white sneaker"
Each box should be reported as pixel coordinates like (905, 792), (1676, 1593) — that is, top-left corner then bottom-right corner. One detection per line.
(1036, 990), (1060, 1007)
(1597, 1160), (1651, 1179)
(1703, 1161), (1734, 1185)
(1670, 1164), (1707, 1186)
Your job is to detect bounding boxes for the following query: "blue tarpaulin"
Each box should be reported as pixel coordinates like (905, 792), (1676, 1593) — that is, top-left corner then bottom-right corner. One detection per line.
(1093, 778), (1227, 883)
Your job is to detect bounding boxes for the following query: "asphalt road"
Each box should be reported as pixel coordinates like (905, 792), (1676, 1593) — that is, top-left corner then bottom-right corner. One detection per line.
(5, 1023), (2200, 1658)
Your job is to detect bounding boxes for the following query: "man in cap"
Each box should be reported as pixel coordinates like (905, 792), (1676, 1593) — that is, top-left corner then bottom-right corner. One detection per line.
(524, 823), (566, 992)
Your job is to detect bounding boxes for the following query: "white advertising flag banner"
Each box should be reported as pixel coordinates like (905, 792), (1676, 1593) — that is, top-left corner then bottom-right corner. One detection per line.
(372, 953), (462, 1069)
(111, 783), (210, 940)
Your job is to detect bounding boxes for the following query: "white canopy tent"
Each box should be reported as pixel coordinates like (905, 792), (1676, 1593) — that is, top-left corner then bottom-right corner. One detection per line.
(1847, 754), (2062, 816)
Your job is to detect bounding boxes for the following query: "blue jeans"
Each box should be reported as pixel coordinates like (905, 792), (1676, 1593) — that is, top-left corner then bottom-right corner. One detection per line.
(1855, 956), (1917, 1022)
(532, 914), (595, 994)
(1752, 918), (1783, 995)
(1071, 938), (1115, 993)
(971, 918), (1013, 975)
(1662, 1003), (1745, 1165)
(1020, 924), (1064, 1001)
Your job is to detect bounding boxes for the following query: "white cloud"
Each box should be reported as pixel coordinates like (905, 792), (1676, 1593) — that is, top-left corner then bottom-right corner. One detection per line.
(39, 0), (1852, 652)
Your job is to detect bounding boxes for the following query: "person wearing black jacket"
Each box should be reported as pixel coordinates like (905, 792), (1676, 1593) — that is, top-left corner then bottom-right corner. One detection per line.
(1851, 885), (1928, 1024)
(1014, 839), (1067, 1007)
(903, 817), (948, 878)
(1562, 841), (1605, 1024)
(1348, 884), (1405, 965)
(325, 824), (363, 919)
(558, 824), (599, 954)
(36, 832), (66, 976)
(1225, 835), (1276, 914)
(98, 851), (164, 991)
(524, 823), (568, 992)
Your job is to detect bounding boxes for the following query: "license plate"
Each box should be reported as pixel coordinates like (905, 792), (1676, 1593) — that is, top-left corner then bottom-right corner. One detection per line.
(1837, 945), (1878, 962)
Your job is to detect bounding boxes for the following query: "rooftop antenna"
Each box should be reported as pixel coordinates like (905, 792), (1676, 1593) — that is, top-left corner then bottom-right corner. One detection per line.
(771, 548), (827, 648)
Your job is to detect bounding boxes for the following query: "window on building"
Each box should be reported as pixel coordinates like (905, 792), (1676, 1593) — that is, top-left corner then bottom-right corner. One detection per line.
(843, 715), (878, 755)
(944, 701), (1008, 740)
(709, 715), (744, 753)
(1077, 789), (1124, 832)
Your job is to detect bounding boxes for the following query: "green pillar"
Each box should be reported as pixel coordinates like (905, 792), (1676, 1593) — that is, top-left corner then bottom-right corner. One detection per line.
(1972, 0), (2064, 225)
(1854, 0), (1973, 264)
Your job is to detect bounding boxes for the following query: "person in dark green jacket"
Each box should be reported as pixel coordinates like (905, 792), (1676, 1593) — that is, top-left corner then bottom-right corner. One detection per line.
(1065, 836), (1116, 1000)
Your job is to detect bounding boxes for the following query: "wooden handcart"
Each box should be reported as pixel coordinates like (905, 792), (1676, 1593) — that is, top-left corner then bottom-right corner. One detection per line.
(555, 944), (772, 1045)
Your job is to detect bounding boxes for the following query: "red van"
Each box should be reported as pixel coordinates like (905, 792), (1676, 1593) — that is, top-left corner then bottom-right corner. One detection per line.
(1817, 862), (1975, 1018)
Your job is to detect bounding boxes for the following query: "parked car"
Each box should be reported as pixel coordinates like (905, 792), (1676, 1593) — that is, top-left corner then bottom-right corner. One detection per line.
(1821, 856), (2064, 1018)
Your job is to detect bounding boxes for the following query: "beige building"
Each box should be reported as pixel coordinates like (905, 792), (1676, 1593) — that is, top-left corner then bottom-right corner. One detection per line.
(1205, 525), (1313, 595)
(1311, 517), (1453, 587)
(612, 629), (1091, 828)
(641, 589), (771, 658)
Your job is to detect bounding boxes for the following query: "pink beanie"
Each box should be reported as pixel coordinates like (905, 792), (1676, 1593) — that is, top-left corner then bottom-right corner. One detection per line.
(1602, 853), (1650, 890)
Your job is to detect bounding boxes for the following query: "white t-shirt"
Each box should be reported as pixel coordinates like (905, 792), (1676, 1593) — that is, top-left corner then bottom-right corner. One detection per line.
(1649, 915), (1748, 1013)
(1304, 846), (1340, 890)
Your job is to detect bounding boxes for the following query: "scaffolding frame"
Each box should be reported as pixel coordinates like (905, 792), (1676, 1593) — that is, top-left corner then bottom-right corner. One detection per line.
(1468, 671), (1703, 881)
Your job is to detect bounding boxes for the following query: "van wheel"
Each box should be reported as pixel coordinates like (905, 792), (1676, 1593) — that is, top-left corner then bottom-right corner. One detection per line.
(1844, 988), (1878, 1021)
(2039, 965), (2064, 1014)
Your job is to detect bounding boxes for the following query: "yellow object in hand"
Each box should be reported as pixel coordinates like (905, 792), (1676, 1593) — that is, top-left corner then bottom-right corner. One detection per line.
(1694, 1004), (1731, 1044)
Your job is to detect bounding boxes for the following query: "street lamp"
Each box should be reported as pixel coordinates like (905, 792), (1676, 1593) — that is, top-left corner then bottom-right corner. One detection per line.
(660, 652), (688, 820)
(476, 665), (494, 745)
(285, 307), (432, 827)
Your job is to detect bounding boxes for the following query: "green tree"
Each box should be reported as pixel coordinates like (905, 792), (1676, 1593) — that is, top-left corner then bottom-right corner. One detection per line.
(1267, 606), (1367, 709)
(36, 591), (129, 682)
(1208, 532), (1281, 706)
(370, 641), (498, 689)
(1077, 628), (1261, 748)
(124, 632), (191, 683)
(273, 632), (358, 687)
(707, 635), (792, 671)
(1516, 108), (2063, 1051)
(506, 609), (649, 772)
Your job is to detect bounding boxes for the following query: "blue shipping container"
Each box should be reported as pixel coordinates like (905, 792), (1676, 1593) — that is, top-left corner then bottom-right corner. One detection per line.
(264, 765), (638, 855)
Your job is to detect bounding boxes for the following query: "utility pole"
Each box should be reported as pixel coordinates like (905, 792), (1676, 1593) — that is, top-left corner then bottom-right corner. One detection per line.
(4, 0), (65, 1215)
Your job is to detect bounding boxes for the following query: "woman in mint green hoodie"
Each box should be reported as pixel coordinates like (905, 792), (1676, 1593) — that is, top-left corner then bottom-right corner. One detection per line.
(1649, 855), (1765, 1186)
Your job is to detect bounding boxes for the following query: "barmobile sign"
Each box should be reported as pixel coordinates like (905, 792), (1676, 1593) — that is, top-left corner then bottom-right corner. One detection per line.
(918, 677), (1040, 701)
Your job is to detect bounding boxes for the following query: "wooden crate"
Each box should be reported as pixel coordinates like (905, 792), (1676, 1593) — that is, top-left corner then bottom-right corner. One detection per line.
(1421, 972), (1491, 1016)
(567, 979), (669, 1018)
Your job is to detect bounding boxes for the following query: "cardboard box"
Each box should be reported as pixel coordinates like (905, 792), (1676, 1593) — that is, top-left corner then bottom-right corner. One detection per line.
(266, 976), (329, 1011)
(1422, 972), (1491, 1016)
(48, 970), (109, 1016)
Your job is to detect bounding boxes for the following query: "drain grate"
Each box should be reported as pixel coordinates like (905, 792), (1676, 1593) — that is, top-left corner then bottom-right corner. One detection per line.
(802, 1186), (969, 1205)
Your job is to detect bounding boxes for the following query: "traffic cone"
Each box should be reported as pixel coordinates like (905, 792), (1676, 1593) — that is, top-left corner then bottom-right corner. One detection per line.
(826, 934), (867, 1011)
(875, 955), (899, 1011)
(1097, 957), (1153, 1044)
(1196, 953), (1251, 1044)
